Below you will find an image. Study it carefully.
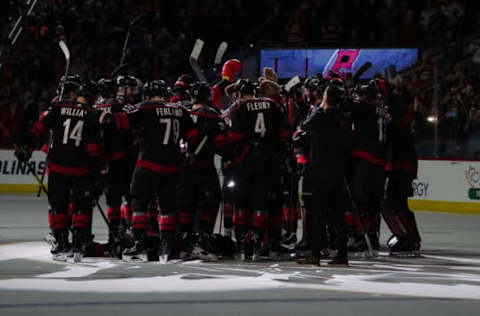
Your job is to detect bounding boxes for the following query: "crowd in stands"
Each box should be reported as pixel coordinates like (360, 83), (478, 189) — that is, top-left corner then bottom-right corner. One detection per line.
(0, 0), (479, 157)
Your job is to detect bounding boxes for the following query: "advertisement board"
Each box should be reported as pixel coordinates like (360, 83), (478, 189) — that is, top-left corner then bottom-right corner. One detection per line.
(0, 150), (47, 192)
(260, 48), (418, 79)
(409, 159), (480, 214)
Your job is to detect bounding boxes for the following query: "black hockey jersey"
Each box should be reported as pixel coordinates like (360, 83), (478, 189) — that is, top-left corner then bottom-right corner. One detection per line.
(95, 98), (132, 161)
(385, 99), (418, 177)
(112, 100), (197, 173)
(349, 98), (390, 166)
(188, 105), (228, 170)
(26, 99), (102, 175)
(225, 97), (289, 163)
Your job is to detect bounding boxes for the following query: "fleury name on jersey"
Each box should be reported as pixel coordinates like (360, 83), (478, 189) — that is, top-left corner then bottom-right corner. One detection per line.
(246, 101), (271, 111)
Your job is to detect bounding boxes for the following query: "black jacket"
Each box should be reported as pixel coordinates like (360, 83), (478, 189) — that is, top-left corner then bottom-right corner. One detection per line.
(301, 106), (352, 181)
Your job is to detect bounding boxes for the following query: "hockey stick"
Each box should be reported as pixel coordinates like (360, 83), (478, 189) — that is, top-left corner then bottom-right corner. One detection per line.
(10, 141), (49, 196)
(119, 13), (146, 67)
(189, 39), (208, 83)
(284, 76), (301, 94)
(36, 150), (47, 197)
(0, 0), (38, 70)
(344, 178), (375, 257)
(58, 40), (71, 101)
(353, 62), (372, 83)
(186, 134), (209, 167)
(212, 41), (228, 74)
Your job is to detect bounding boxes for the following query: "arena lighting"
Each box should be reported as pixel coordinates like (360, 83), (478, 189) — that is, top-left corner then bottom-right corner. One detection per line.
(427, 116), (437, 123)
(227, 180), (235, 188)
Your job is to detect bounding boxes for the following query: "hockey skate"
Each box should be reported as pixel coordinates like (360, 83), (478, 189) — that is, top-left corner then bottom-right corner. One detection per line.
(122, 240), (148, 262)
(50, 229), (71, 262)
(281, 232), (297, 250)
(388, 235), (421, 257)
(191, 233), (218, 261)
(296, 256), (320, 266)
(269, 241), (294, 261)
(72, 228), (88, 263)
(327, 255), (349, 266)
(158, 238), (171, 263)
(294, 238), (312, 259)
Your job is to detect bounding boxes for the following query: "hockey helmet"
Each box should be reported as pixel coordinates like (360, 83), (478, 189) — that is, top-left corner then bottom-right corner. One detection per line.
(77, 80), (98, 102)
(142, 80), (169, 99)
(97, 78), (117, 99)
(57, 74), (82, 97)
(190, 81), (211, 103)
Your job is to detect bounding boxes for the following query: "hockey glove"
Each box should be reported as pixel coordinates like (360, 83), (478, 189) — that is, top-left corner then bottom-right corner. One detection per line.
(14, 145), (33, 162)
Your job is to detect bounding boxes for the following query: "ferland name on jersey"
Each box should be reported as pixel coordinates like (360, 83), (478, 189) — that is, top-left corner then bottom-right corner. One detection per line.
(246, 101), (271, 111)
(156, 107), (183, 117)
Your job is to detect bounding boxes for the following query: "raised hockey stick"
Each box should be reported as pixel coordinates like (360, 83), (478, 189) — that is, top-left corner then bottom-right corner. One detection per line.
(189, 39), (208, 83)
(0, 0), (38, 70)
(284, 76), (301, 94)
(119, 13), (146, 67)
(212, 41), (228, 74)
(353, 61), (372, 83)
(344, 178), (375, 258)
(58, 40), (71, 101)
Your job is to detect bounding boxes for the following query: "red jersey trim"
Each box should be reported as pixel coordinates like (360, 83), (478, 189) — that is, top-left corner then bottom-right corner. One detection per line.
(228, 131), (244, 143)
(352, 149), (386, 166)
(30, 121), (48, 139)
(48, 161), (91, 175)
(114, 113), (131, 130)
(232, 145), (250, 165)
(213, 134), (228, 148)
(385, 162), (417, 175)
(136, 159), (183, 174)
(106, 151), (127, 161)
(184, 129), (198, 143)
(280, 130), (291, 143)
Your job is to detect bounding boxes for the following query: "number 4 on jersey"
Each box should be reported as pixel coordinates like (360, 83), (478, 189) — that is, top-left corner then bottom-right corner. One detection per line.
(254, 112), (266, 137)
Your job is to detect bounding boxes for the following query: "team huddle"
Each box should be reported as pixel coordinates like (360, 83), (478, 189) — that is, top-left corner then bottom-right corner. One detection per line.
(13, 58), (422, 266)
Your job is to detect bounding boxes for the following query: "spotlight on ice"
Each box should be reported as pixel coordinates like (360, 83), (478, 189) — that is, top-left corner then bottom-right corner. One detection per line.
(227, 180), (235, 188)
(427, 116), (437, 123)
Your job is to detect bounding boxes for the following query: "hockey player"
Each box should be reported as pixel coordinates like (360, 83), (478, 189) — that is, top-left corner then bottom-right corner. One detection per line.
(383, 89), (421, 256)
(101, 80), (197, 262)
(15, 79), (103, 263)
(170, 74), (194, 105)
(256, 68), (291, 257)
(114, 75), (142, 233)
(94, 78), (134, 257)
(347, 78), (391, 253)
(224, 78), (289, 261)
(177, 81), (228, 260)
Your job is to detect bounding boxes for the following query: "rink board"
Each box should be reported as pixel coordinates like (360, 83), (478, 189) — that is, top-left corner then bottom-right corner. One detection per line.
(409, 159), (480, 215)
(1, 149), (479, 214)
(0, 150), (47, 193)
